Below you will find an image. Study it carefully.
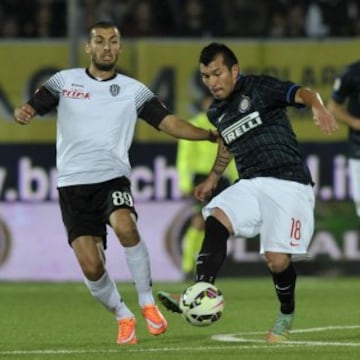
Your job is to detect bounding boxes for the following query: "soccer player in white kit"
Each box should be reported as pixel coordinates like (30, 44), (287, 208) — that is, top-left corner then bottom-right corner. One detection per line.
(13, 21), (216, 345)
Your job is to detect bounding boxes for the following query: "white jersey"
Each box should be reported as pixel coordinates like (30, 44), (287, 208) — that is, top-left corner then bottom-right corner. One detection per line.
(43, 68), (155, 187)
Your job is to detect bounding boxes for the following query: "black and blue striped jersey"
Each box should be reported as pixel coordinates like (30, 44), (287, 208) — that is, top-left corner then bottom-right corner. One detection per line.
(207, 74), (313, 185)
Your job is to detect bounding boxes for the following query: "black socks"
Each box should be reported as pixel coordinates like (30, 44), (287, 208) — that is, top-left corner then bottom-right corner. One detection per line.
(271, 262), (297, 314)
(195, 216), (230, 284)
(194, 214), (297, 316)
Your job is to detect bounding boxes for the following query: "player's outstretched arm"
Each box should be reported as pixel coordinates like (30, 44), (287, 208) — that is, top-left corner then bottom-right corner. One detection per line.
(14, 104), (36, 125)
(294, 87), (338, 135)
(159, 114), (218, 142)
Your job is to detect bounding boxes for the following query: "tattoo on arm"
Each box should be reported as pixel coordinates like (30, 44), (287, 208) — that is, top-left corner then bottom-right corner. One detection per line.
(211, 141), (232, 176)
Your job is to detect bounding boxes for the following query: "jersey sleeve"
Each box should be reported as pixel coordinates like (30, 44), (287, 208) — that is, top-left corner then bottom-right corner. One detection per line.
(133, 82), (171, 129)
(27, 72), (64, 115)
(138, 97), (172, 129)
(258, 75), (303, 109)
(43, 71), (65, 96)
(27, 86), (59, 115)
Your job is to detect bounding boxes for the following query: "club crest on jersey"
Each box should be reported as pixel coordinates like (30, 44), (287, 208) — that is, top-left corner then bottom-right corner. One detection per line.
(109, 84), (120, 97)
(238, 95), (251, 113)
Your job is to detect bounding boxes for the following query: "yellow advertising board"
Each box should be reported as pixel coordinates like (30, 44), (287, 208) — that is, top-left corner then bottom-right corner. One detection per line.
(1, 39), (358, 143)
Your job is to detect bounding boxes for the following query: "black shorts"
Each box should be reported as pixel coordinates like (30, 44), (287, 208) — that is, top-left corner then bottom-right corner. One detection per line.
(58, 177), (137, 248)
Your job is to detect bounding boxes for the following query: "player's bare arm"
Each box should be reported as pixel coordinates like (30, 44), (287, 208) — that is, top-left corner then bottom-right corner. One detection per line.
(158, 114), (218, 142)
(194, 139), (233, 202)
(294, 87), (338, 134)
(327, 98), (360, 131)
(211, 139), (233, 177)
(14, 104), (36, 125)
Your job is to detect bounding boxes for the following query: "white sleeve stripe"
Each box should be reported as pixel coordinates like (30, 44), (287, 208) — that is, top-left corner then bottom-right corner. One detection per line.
(44, 73), (65, 95)
(135, 86), (155, 110)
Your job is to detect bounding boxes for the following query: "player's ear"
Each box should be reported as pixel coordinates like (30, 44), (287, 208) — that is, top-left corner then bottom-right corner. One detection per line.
(231, 64), (240, 79)
(232, 64), (240, 75)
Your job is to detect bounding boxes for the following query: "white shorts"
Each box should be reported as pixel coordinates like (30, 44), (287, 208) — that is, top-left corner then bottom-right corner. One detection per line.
(202, 177), (315, 255)
(348, 159), (360, 216)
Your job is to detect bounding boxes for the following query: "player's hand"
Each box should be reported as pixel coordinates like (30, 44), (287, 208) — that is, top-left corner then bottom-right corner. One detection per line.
(14, 104), (36, 125)
(313, 107), (338, 134)
(194, 177), (217, 202)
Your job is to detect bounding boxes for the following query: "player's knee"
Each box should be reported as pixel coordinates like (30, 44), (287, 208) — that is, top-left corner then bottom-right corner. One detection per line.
(81, 257), (105, 280)
(111, 212), (140, 246)
(265, 252), (290, 273)
(113, 225), (140, 247)
(211, 208), (233, 234)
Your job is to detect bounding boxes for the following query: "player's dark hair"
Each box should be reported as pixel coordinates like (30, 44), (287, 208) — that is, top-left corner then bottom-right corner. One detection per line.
(87, 21), (119, 40)
(199, 43), (238, 70)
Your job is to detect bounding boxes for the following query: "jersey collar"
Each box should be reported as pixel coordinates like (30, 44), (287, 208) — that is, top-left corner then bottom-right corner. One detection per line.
(85, 68), (117, 81)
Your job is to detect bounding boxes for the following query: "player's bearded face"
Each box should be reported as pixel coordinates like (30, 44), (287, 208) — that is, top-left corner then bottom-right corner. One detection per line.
(87, 27), (121, 71)
(92, 51), (119, 71)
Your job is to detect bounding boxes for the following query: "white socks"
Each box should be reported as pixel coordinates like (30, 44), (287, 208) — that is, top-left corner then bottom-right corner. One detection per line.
(124, 240), (155, 307)
(84, 270), (133, 320)
(84, 240), (155, 318)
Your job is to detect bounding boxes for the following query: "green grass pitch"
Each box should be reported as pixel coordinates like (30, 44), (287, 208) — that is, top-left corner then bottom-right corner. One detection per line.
(0, 277), (359, 360)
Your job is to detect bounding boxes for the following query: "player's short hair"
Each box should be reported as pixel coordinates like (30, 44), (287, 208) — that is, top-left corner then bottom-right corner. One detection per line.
(199, 43), (238, 70)
(87, 21), (120, 41)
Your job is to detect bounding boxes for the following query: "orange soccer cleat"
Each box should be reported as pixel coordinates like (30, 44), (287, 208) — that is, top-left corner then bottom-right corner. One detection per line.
(141, 304), (168, 335)
(117, 317), (137, 345)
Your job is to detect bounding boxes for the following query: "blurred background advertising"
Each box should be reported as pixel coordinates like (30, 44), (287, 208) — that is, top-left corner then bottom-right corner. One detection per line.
(1, 0), (360, 280)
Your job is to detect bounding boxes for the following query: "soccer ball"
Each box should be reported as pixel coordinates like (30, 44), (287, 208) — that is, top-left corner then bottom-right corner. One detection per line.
(179, 282), (224, 327)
